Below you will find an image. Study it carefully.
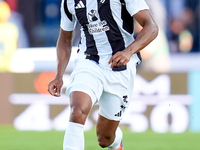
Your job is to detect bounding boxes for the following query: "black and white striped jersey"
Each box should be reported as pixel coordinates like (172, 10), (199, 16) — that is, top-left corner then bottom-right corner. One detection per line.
(60, 0), (149, 70)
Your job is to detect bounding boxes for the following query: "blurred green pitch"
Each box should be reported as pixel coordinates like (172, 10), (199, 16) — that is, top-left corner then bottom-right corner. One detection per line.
(0, 125), (200, 150)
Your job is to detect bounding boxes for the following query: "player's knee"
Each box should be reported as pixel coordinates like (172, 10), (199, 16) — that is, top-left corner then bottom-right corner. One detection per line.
(70, 106), (87, 124)
(97, 133), (113, 148)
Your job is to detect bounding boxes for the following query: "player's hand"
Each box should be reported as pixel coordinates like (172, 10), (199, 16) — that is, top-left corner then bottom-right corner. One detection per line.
(108, 49), (132, 69)
(48, 77), (63, 97)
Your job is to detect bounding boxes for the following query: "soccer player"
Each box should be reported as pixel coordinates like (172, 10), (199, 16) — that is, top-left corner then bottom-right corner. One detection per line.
(48, 0), (158, 149)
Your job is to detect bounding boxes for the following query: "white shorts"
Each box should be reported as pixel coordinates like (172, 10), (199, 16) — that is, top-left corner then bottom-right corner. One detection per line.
(66, 58), (137, 121)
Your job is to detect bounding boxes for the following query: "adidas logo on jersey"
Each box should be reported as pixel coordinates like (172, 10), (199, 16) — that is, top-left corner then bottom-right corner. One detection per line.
(75, 0), (85, 9)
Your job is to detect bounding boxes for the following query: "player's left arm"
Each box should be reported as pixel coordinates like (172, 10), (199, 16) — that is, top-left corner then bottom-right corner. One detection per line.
(109, 9), (158, 68)
(129, 9), (159, 54)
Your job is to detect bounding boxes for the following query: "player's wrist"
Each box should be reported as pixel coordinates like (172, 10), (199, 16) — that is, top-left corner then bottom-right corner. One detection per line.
(55, 72), (63, 79)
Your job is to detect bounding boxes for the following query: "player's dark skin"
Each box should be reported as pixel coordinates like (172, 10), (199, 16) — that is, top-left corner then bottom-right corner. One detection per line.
(48, 9), (158, 148)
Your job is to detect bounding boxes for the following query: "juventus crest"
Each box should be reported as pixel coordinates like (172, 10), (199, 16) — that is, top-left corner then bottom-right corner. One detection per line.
(88, 9), (99, 22)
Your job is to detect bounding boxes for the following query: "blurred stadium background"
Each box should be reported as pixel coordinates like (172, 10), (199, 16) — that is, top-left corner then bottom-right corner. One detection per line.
(0, 0), (200, 149)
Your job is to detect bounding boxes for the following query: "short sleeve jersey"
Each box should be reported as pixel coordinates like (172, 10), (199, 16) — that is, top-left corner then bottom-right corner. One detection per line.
(60, 0), (149, 69)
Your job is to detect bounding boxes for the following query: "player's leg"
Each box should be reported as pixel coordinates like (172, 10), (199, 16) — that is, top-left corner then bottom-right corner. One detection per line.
(63, 62), (102, 150)
(63, 90), (94, 150)
(96, 92), (126, 150)
(63, 91), (92, 150)
(69, 91), (92, 124)
(96, 65), (136, 149)
(96, 60), (136, 149)
(96, 115), (123, 149)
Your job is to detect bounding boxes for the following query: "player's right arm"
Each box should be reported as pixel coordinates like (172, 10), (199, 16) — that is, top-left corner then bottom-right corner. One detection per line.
(48, 29), (73, 97)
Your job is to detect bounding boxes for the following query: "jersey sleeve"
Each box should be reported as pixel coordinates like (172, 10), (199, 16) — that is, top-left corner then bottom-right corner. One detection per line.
(60, 0), (77, 31)
(125, 0), (149, 16)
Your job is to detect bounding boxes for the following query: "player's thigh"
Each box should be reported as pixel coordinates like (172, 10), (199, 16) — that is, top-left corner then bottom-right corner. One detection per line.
(66, 59), (104, 105)
(99, 63), (136, 121)
(98, 90), (130, 122)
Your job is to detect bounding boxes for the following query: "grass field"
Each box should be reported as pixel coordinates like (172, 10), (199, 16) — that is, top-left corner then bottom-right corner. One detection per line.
(0, 125), (200, 150)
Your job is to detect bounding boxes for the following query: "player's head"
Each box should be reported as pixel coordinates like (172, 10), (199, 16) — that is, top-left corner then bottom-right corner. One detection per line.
(0, 1), (11, 22)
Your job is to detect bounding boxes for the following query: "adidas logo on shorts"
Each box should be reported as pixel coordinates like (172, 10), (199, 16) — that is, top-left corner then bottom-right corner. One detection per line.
(115, 95), (128, 117)
(115, 110), (122, 117)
